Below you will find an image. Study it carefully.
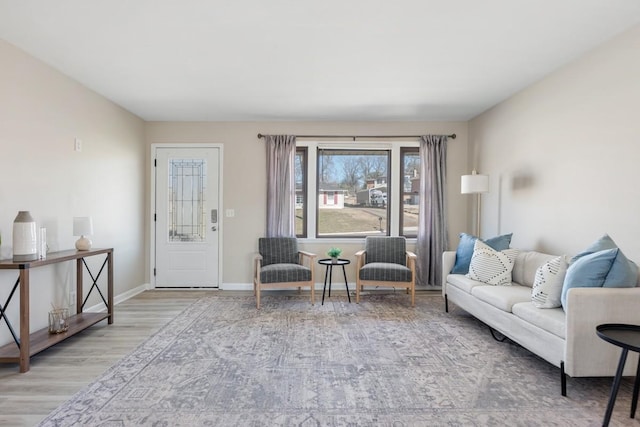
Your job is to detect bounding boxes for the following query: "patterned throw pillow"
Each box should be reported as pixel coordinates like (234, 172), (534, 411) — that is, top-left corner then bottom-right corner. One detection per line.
(531, 255), (568, 308)
(466, 239), (519, 286)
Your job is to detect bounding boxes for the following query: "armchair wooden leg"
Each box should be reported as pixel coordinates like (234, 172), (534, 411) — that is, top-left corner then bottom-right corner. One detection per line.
(310, 282), (315, 305)
(410, 286), (415, 307)
(256, 285), (261, 310)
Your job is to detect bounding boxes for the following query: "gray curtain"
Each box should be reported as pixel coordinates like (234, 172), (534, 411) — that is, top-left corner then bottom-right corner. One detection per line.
(264, 134), (296, 237)
(416, 135), (449, 287)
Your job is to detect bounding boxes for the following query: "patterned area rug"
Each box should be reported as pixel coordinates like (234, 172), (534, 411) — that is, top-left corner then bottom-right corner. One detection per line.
(38, 293), (638, 426)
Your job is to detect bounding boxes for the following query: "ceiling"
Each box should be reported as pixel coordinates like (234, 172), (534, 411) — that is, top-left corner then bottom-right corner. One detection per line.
(1, 1), (640, 122)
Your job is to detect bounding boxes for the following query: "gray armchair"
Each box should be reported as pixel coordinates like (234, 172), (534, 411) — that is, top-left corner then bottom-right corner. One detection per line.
(355, 236), (416, 306)
(253, 237), (317, 309)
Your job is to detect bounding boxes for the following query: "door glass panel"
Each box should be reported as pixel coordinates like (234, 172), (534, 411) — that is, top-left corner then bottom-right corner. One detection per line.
(168, 159), (207, 242)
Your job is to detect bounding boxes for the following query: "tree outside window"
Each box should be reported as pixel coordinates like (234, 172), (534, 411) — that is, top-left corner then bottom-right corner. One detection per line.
(295, 147), (307, 237)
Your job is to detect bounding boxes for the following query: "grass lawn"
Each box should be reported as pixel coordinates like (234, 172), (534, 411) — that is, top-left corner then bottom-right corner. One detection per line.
(318, 207), (387, 234)
(296, 206), (419, 236)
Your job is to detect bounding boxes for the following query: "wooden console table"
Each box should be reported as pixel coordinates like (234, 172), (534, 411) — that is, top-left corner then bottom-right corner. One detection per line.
(0, 248), (113, 372)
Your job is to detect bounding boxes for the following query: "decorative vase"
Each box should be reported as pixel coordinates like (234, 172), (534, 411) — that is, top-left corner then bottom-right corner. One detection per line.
(13, 211), (38, 262)
(48, 308), (69, 334)
(331, 257), (338, 264)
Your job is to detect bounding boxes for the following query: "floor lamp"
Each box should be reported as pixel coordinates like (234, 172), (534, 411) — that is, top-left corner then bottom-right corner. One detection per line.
(461, 170), (489, 237)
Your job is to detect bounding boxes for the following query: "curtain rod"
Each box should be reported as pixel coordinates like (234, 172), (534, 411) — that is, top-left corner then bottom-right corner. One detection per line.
(257, 133), (456, 140)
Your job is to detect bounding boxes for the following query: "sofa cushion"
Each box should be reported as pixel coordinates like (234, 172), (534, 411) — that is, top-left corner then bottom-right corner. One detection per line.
(467, 240), (519, 286)
(260, 263), (311, 284)
(446, 274), (487, 294)
(531, 255), (568, 308)
(359, 262), (412, 282)
(512, 251), (557, 288)
(471, 284), (532, 312)
(451, 232), (513, 274)
(512, 302), (566, 339)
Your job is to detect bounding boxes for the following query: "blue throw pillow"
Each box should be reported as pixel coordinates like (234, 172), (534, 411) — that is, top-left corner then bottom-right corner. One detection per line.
(604, 249), (638, 288)
(450, 232), (513, 274)
(569, 234), (638, 288)
(570, 234), (618, 263)
(561, 248), (618, 310)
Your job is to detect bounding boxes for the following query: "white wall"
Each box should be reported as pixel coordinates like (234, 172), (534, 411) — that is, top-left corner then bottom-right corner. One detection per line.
(469, 24), (640, 261)
(0, 39), (146, 346)
(145, 121), (469, 288)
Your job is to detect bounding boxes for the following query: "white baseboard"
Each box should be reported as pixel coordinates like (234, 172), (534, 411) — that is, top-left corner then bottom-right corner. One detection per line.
(220, 283), (433, 292)
(84, 281), (439, 312)
(84, 283), (149, 313)
(220, 282), (359, 292)
(220, 283), (253, 291)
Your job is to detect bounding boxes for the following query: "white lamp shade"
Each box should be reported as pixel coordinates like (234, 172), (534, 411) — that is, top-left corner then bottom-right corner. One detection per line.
(461, 174), (489, 194)
(73, 217), (93, 236)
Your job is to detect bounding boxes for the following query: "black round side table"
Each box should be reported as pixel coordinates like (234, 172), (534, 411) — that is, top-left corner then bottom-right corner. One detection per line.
(318, 258), (351, 305)
(596, 323), (640, 426)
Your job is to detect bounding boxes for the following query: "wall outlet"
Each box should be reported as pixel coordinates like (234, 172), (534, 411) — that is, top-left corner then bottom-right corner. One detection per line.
(74, 138), (82, 152)
(69, 291), (76, 306)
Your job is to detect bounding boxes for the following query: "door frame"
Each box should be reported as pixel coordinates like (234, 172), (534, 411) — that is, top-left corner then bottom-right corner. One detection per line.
(150, 143), (224, 289)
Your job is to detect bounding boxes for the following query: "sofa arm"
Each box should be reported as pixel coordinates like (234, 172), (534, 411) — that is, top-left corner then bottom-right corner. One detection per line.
(565, 286), (640, 377)
(441, 251), (456, 297)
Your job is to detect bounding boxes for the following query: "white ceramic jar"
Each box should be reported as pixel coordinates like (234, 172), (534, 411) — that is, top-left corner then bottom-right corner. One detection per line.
(13, 211), (38, 261)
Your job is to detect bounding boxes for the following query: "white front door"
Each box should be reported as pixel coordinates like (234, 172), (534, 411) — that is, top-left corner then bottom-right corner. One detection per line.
(154, 146), (221, 287)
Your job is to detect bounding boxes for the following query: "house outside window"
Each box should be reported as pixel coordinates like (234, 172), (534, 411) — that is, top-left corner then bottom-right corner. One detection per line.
(400, 147), (420, 237)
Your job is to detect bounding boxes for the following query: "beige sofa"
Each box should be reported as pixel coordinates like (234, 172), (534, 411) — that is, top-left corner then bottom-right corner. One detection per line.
(442, 249), (640, 396)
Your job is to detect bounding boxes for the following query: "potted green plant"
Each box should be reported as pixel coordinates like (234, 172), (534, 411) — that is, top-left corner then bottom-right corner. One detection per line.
(327, 247), (342, 263)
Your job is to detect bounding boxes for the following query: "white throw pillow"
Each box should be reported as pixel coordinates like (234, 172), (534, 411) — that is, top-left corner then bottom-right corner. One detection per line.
(531, 255), (568, 308)
(466, 239), (519, 285)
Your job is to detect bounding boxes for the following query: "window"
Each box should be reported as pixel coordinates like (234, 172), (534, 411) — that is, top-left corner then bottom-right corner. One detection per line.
(316, 149), (390, 238)
(295, 147), (307, 237)
(400, 148), (420, 237)
(295, 141), (420, 239)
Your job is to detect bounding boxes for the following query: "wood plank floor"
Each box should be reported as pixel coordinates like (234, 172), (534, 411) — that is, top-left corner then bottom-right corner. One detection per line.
(0, 290), (224, 427)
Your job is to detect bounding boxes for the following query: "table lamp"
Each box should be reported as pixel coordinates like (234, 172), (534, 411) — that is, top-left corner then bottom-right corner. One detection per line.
(73, 217), (93, 251)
